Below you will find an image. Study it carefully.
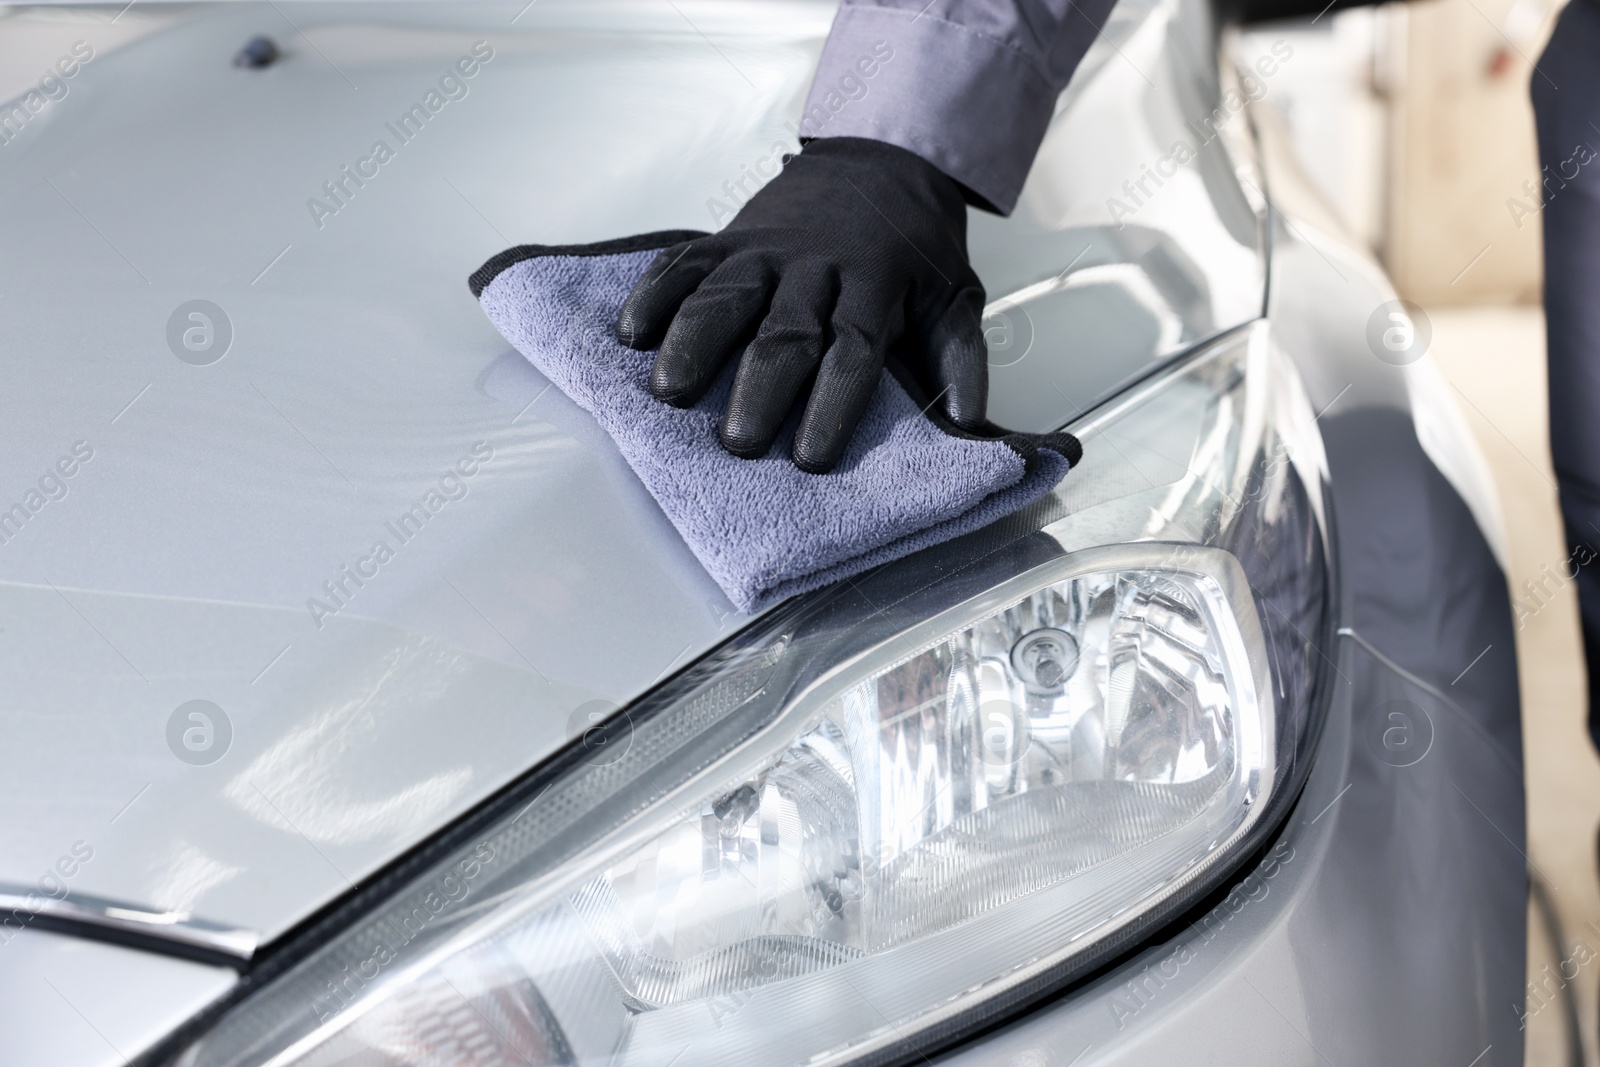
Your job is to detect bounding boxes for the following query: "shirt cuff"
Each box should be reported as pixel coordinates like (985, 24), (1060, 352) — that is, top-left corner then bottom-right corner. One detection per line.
(798, 5), (1062, 215)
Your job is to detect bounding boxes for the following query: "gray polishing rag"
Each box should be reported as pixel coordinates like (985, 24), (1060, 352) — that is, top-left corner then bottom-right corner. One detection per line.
(471, 233), (1080, 613)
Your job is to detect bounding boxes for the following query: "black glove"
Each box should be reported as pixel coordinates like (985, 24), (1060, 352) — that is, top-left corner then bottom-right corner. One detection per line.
(615, 137), (988, 474)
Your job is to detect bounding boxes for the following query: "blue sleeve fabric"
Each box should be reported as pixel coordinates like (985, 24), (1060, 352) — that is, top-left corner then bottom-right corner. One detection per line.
(799, 0), (1120, 214)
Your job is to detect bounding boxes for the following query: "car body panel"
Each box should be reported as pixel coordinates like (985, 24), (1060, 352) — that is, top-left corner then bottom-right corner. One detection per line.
(935, 103), (1526, 1067)
(0, 926), (236, 1067)
(938, 634), (1523, 1067)
(0, 0), (1264, 945)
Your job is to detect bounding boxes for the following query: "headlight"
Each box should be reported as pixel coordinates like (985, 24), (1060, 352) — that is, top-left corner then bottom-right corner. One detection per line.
(164, 322), (1329, 1067)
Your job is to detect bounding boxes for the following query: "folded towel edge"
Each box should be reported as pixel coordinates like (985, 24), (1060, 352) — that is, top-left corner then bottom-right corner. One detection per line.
(468, 230), (709, 298)
(742, 446), (1073, 612)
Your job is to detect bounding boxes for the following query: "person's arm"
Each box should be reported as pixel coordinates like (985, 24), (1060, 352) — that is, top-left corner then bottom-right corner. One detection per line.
(800, 0), (1119, 214)
(617, 0), (1117, 472)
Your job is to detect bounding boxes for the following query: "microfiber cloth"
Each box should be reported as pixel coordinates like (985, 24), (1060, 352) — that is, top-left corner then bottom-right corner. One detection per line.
(470, 232), (1082, 613)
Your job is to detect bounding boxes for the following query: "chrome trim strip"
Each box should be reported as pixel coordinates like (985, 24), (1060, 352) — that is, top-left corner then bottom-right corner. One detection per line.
(0, 886), (257, 962)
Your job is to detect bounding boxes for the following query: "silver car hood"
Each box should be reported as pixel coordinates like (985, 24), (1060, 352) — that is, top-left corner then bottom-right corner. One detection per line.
(0, 0), (1262, 947)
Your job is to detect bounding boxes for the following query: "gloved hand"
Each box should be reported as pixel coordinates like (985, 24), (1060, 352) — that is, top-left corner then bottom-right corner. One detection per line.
(615, 137), (988, 473)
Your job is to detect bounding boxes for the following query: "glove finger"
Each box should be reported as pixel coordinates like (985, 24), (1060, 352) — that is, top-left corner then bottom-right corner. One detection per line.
(925, 286), (989, 430)
(719, 260), (836, 458)
(615, 240), (724, 350)
(792, 287), (901, 473)
(650, 253), (774, 407)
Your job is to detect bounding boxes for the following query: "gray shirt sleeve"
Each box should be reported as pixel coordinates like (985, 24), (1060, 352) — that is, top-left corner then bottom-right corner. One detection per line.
(799, 0), (1120, 214)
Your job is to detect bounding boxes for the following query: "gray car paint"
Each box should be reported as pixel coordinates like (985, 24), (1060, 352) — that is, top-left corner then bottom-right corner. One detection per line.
(0, 0), (1263, 947)
(935, 111), (1527, 1067)
(0, 1), (1524, 1065)
(0, 927), (236, 1067)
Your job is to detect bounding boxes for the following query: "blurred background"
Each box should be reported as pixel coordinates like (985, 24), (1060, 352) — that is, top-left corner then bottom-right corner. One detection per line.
(1237, 4), (1592, 1062)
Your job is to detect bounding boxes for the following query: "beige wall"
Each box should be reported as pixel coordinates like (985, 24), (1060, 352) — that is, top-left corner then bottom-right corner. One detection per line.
(1382, 0), (1556, 305)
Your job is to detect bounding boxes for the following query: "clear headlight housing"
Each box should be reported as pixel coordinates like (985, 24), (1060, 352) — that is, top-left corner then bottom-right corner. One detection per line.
(167, 322), (1330, 1067)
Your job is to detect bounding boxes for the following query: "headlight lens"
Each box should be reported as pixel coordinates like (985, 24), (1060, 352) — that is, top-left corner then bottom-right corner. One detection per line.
(169, 322), (1328, 1067)
(571, 551), (1271, 1013)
